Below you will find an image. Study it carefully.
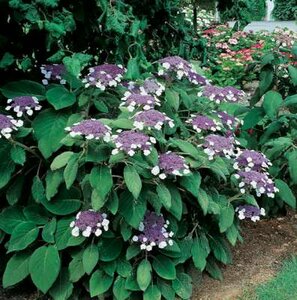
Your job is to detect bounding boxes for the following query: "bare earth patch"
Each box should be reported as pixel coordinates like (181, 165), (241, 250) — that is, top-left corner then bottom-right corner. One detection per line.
(192, 212), (297, 300)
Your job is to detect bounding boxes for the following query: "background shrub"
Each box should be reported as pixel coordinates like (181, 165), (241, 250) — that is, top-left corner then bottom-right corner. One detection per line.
(272, 0), (297, 20)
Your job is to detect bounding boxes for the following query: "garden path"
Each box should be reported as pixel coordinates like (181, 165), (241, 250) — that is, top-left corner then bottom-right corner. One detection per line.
(192, 212), (297, 300)
(228, 21), (297, 32)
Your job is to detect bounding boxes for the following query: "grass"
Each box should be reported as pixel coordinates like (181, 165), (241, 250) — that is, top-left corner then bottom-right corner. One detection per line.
(240, 256), (297, 300)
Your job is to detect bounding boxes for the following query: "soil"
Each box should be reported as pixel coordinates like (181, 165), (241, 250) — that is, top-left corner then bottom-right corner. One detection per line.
(1, 213), (297, 300)
(192, 211), (297, 300)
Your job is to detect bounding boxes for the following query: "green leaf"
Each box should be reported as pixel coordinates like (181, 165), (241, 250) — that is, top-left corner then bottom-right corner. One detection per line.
(179, 172), (201, 197)
(191, 235), (210, 271)
(158, 279), (176, 300)
(89, 166), (113, 208)
(23, 205), (49, 224)
(206, 258), (223, 280)
(51, 152), (74, 170)
(210, 237), (232, 264)
(165, 89), (180, 111)
(170, 138), (202, 160)
(196, 189), (209, 215)
(42, 218), (57, 243)
(0, 206), (26, 234)
(29, 245), (61, 293)
(83, 244), (99, 275)
(137, 259), (152, 291)
(288, 65), (297, 86)
(90, 270), (113, 297)
(152, 255), (176, 280)
(242, 107), (265, 130)
(275, 179), (296, 209)
(144, 285), (161, 300)
(99, 238), (123, 262)
(172, 273), (192, 299)
(167, 185), (183, 220)
(1, 80), (46, 99)
(286, 150), (297, 184)
(126, 57), (140, 80)
(124, 165), (142, 199)
(117, 259), (132, 278)
(42, 197), (81, 216)
(45, 170), (64, 200)
(3, 252), (30, 288)
(126, 244), (141, 260)
(8, 222), (39, 252)
(263, 91), (282, 118)
(112, 118), (134, 129)
(33, 109), (70, 158)
(113, 276), (131, 300)
(218, 206), (234, 233)
(283, 94), (297, 106)
(49, 269), (73, 300)
(6, 177), (24, 205)
(46, 86), (76, 110)
(32, 176), (46, 203)
(68, 255), (85, 283)
(64, 154), (79, 189)
(0, 52), (14, 69)
(119, 191), (146, 228)
(10, 146), (26, 165)
(156, 183), (172, 209)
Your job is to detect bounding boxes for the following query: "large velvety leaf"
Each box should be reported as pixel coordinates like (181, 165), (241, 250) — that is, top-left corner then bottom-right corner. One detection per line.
(99, 238), (123, 262)
(83, 244), (99, 275)
(144, 286), (161, 300)
(0, 206), (26, 234)
(172, 273), (192, 299)
(275, 179), (296, 209)
(137, 259), (152, 291)
(3, 252), (31, 288)
(152, 255), (176, 280)
(46, 86), (76, 110)
(263, 91), (282, 118)
(49, 269), (73, 300)
(33, 109), (70, 158)
(1, 80), (46, 99)
(29, 245), (61, 293)
(90, 270), (113, 297)
(113, 276), (131, 300)
(8, 222), (39, 252)
(124, 165), (142, 199)
(242, 107), (265, 130)
(191, 235), (210, 271)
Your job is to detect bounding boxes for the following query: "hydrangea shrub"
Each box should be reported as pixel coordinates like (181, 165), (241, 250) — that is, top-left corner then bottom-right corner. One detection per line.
(0, 57), (280, 299)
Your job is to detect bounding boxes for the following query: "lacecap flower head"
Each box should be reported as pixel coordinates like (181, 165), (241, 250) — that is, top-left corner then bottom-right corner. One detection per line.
(202, 134), (237, 160)
(111, 130), (156, 156)
(235, 170), (279, 198)
(70, 210), (110, 237)
(6, 96), (42, 117)
(151, 152), (190, 179)
(198, 85), (245, 103)
(234, 150), (272, 172)
(0, 114), (23, 139)
(65, 119), (111, 141)
(187, 114), (221, 133)
(216, 111), (242, 129)
(132, 211), (174, 251)
(133, 110), (174, 130)
(82, 64), (125, 90)
(40, 64), (66, 85)
(120, 92), (160, 112)
(235, 205), (265, 222)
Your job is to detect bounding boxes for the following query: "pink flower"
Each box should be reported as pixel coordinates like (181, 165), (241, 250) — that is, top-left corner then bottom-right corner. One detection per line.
(229, 38), (238, 45)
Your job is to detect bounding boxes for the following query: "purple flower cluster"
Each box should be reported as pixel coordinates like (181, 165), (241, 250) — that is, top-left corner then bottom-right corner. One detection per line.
(202, 134), (237, 160)
(234, 171), (279, 198)
(121, 93), (160, 112)
(234, 150), (272, 172)
(65, 119), (111, 141)
(70, 210), (110, 237)
(187, 115), (221, 133)
(6, 96), (42, 117)
(133, 110), (174, 130)
(0, 114), (23, 139)
(40, 64), (66, 85)
(158, 56), (208, 85)
(151, 152), (190, 179)
(216, 111), (242, 129)
(112, 130), (156, 156)
(198, 85), (245, 103)
(82, 64), (125, 90)
(235, 205), (266, 222)
(132, 211), (174, 251)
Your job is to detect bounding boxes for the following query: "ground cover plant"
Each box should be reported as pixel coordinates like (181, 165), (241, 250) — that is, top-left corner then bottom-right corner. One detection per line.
(0, 55), (288, 299)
